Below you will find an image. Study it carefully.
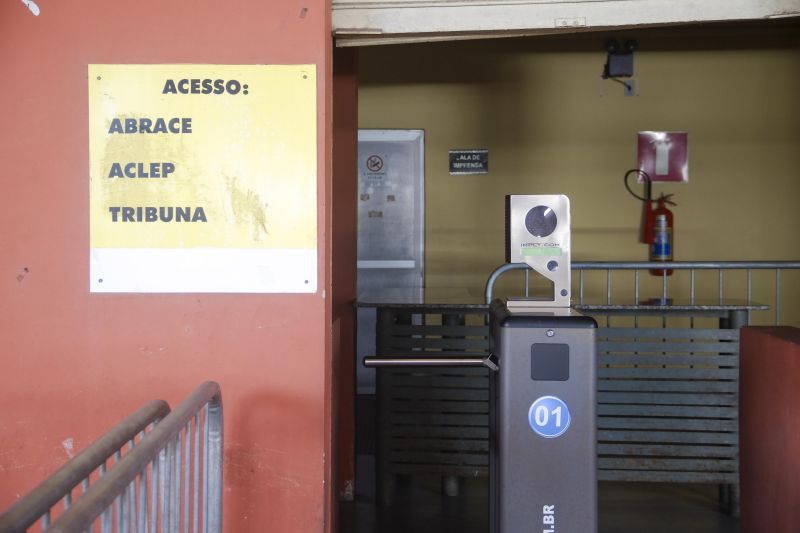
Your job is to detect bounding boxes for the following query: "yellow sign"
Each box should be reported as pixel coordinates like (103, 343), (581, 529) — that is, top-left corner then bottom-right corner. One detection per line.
(88, 65), (317, 293)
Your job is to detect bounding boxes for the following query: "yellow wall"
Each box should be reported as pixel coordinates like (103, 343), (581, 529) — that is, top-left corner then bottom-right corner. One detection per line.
(358, 26), (800, 325)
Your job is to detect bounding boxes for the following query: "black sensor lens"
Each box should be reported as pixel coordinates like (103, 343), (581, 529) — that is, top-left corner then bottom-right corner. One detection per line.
(525, 206), (557, 237)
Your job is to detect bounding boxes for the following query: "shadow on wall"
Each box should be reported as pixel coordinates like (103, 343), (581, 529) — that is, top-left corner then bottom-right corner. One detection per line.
(227, 390), (322, 528)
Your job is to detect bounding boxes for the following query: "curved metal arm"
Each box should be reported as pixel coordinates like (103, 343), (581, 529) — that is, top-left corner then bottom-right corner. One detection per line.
(485, 262), (531, 304)
(364, 354), (498, 371)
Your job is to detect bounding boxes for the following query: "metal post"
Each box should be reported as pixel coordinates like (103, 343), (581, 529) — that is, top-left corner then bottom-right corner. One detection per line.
(172, 435), (181, 533)
(184, 423), (191, 533)
(729, 310), (748, 331)
(114, 451), (122, 533)
(776, 269), (782, 325)
(150, 458), (158, 533)
(690, 269), (696, 328)
(634, 270), (640, 328)
(607, 270), (612, 327)
(137, 466), (147, 533)
(747, 269), (752, 304)
(206, 399), (224, 533)
(159, 448), (169, 533)
(202, 405), (209, 533)
(525, 269), (529, 298)
(193, 415), (200, 533)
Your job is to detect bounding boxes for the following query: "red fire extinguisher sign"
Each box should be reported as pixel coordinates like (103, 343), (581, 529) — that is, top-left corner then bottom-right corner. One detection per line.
(637, 131), (689, 183)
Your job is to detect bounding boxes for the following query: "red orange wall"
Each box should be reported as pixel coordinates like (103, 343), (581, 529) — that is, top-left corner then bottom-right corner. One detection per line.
(740, 327), (800, 532)
(0, 1), (333, 532)
(331, 47), (358, 502)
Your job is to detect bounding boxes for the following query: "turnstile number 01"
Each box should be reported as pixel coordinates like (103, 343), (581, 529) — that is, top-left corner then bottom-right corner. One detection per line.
(365, 299), (598, 533)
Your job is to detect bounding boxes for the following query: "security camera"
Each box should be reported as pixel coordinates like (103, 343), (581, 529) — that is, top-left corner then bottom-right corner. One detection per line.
(603, 38), (637, 79)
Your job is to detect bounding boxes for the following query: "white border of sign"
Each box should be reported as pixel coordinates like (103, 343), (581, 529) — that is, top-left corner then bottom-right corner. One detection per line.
(91, 249), (317, 293)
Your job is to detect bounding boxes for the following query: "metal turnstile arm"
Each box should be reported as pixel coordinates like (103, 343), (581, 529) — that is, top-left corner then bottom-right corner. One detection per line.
(364, 354), (498, 371)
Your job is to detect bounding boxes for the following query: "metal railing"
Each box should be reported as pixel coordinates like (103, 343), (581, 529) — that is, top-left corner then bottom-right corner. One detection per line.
(0, 400), (170, 533)
(0, 382), (223, 533)
(486, 261), (800, 325)
(48, 381), (224, 533)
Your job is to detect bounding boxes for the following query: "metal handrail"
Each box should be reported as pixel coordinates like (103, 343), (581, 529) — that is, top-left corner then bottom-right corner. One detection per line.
(572, 261), (800, 270)
(485, 261), (800, 324)
(48, 381), (224, 533)
(0, 400), (170, 533)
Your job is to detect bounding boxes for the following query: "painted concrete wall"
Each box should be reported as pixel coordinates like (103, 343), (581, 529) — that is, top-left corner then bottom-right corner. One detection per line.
(332, 47), (359, 501)
(0, 1), (333, 532)
(358, 25), (800, 325)
(740, 326), (800, 532)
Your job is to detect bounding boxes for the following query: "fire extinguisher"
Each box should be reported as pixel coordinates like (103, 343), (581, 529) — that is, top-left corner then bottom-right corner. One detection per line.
(649, 194), (675, 276)
(624, 169), (676, 276)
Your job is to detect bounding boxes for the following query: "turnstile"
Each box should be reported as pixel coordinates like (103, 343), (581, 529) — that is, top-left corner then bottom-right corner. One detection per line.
(365, 301), (597, 533)
(489, 300), (597, 533)
(364, 194), (597, 532)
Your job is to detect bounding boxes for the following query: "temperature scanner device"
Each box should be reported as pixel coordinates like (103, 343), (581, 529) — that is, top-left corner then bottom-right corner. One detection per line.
(365, 195), (598, 533)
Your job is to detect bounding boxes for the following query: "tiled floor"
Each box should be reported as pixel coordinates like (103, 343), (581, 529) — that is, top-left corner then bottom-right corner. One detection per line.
(340, 476), (739, 533)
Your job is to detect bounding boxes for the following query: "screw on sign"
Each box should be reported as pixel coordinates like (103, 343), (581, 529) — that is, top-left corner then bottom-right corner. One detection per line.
(366, 155), (384, 172)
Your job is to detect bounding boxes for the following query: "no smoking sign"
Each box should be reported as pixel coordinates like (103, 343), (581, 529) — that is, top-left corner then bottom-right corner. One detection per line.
(366, 154), (384, 173)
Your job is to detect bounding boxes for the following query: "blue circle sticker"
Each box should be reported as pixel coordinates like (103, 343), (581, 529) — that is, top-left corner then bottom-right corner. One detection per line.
(528, 396), (571, 438)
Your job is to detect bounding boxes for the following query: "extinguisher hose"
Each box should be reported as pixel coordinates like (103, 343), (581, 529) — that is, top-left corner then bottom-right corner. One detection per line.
(624, 169), (678, 206)
(624, 168), (653, 203)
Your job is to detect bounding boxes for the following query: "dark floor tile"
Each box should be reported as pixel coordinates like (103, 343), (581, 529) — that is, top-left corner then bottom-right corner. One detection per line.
(340, 477), (739, 533)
